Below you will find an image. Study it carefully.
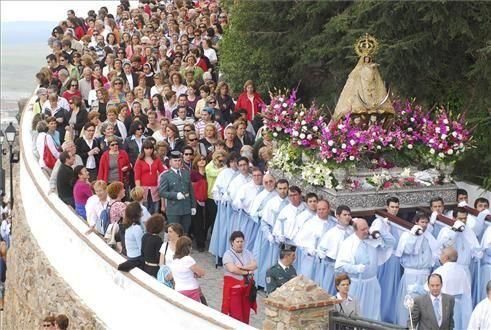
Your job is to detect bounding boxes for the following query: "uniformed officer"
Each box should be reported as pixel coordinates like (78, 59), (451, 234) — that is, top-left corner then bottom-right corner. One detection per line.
(265, 243), (297, 295)
(158, 151), (196, 233)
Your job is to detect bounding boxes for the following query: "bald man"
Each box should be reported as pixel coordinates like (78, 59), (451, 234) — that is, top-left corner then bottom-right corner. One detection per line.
(433, 247), (472, 330)
(335, 218), (395, 320)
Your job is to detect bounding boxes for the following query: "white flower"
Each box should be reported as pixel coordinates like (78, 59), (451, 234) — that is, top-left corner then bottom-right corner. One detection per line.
(338, 124), (345, 130)
(282, 102), (288, 108)
(350, 139), (356, 146)
(438, 152), (444, 158)
(444, 125), (449, 132)
(410, 118), (415, 122)
(452, 131), (458, 137)
(299, 111), (305, 117)
(299, 133), (306, 139)
(301, 120), (306, 125)
(297, 141), (302, 145)
(377, 145), (382, 150)
(328, 140), (334, 146)
(429, 139), (435, 144)
(443, 119), (449, 124)
(281, 111), (287, 115)
(293, 131), (299, 137)
(349, 156), (355, 161)
(401, 168), (411, 178)
(430, 148), (435, 154)
(332, 148), (337, 154)
(341, 143), (347, 149)
(438, 143), (443, 149)
(307, 134), (313, 140)
(279, 97), (284, 102)
(407, 144), (413, 149)
(313, 126), (319, 132)
(273, 132), (278, 137)
(355, 132), (361, 138)
(274, 116), (279, 121)
(273, 104), (280, 109)
(275, 126), (282, 132)
(441, 134), (447, 140)
(447, 149), (454, 155)
(435, 127), (440, 133)
(407, 127), (413, 132)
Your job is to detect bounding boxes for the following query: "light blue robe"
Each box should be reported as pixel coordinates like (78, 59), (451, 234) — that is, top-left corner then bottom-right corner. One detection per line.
(394, 230), (437, 326)
(224, 173), (252, 247)
(233, 182), (263, 251)
(335, 232), (395, 321)
(478, 225), (491, 302)
(372, 217), (403, 324)
(208, 168), (238, 259)
(253, 196), (289, 288)
(317, 224), (353, 294)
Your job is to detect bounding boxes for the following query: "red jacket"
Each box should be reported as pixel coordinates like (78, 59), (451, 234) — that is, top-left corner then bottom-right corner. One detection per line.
(234, 92), (264, 121)
(134, 158), (166, 186)
(97, 150), (131, 182)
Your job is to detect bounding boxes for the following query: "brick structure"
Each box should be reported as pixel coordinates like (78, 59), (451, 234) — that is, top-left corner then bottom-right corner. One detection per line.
(263, 275), (340, 330)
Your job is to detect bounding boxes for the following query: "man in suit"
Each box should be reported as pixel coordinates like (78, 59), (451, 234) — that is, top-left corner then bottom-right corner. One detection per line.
(158, 151), (196, 233)
(120, 60), (139, 91)
(409, 273), (455, 330)
(265, 244), (297, 295)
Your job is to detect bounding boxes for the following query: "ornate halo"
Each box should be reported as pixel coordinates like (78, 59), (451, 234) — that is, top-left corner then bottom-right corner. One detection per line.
(354, 33), (379, 58)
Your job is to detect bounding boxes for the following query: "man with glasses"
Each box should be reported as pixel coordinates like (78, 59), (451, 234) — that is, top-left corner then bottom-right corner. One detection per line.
(172, 106), (195, 138)
(172, 94), (195, 118)
(181, 146), (194, 171)
(159, 151), (196, 234)
(195, 107), (222, 139)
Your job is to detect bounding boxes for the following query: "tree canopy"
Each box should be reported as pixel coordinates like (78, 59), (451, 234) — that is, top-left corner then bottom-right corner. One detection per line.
(219, 0), (491, 188)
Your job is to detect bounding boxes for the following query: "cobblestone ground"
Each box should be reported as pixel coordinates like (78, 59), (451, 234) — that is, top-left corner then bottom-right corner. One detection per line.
(193, 251), (266, 329)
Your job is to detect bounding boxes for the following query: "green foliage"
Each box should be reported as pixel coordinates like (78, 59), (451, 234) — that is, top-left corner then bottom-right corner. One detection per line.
(220, 1), (491, 188)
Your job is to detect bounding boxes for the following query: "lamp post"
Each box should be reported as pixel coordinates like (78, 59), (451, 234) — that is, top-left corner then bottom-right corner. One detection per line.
(5, 122), (17, 208)
(0, 129), (4, 197)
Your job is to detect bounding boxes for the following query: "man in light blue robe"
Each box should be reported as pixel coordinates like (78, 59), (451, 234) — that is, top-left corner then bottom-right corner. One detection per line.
(394, 213), (440, 326)
(294, 199), (336, 280)
(374, 197), (404, 324)
(247, 174), (277, 252)
(427, 197), (452, 238)
(335, 218), (395, 321)
(253, 179), (289, 289)
(272, 186), (306, 246)
(317, 205), (353, 294)
(225, 157), (252, 244)
(208, 153), (239, 261)
(232, 168), (263, 251)
(433, 247), (472, 330)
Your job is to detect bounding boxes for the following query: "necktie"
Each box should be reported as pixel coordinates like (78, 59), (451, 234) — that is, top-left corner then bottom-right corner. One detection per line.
(177, 169), (181, 177)
(433, 297), (441, 324)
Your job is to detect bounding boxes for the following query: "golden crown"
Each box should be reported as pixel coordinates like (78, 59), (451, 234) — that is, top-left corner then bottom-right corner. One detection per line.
(354, 33), (379, 58)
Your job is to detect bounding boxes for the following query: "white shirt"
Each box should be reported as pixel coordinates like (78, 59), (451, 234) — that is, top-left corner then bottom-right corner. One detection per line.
(430, 293), (443, 327)
(294, 215), (333, 249)
(432, 262), (471, 296)
(159, 242), (175, 266)
(203, 48), (217, 65)
(85, 195), (108, 227)
(232, 181), (263, 214)
(169, 255), (199, 291)
(125, 73), (134, 90)
(227, 173), (251, 203)
(273, 202), (307, 240)
(469, 298), (491, 330)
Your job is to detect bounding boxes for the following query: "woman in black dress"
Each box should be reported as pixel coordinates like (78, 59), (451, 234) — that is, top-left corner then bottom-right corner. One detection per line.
(141, 214), (165, 277)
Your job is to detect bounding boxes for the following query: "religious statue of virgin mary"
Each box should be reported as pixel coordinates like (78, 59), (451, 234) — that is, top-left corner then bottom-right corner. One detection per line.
(333, 34), (394, 128)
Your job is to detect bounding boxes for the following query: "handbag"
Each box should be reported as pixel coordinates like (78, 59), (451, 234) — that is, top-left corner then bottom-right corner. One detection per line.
(199, 289), (208, 306)
(43, 136), (57, 169)
(229, 249), (257, 303)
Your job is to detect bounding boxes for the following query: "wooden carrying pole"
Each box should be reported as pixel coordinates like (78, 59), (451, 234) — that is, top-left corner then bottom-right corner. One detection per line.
(462, 206), (491, 222)
(374, 209), (413, 230)
(416, 207), (455, 226)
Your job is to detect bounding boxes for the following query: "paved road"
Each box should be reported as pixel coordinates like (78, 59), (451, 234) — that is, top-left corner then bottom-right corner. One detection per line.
(193, 251), (266, 329)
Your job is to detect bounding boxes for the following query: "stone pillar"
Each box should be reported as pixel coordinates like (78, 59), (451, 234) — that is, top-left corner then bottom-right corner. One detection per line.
(263, 275), (340, 330)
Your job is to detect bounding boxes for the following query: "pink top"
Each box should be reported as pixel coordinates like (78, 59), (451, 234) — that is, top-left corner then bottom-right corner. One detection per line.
(73, 180), (93, 205)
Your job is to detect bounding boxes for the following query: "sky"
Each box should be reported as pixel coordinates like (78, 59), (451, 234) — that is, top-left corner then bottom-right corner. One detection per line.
(0, 1), (135, 22)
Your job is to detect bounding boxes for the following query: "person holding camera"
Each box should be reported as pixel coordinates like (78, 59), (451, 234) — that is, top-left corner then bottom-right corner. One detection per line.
(394, 213), (440, 326)
(335, 218), (395, 321)
(221, 231), (257, 324)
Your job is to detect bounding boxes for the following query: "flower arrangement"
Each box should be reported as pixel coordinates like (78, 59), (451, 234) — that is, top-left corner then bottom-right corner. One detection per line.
(301, 161), (334, 188)
(262, 89), (473, 190)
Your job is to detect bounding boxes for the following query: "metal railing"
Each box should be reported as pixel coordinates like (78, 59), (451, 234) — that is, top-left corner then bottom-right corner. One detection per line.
(328, 311), (408, 330)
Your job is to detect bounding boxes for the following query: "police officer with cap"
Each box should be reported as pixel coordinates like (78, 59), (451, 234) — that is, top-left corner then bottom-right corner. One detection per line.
(265, 243), (297, 294)
(158, 151), (196, 234)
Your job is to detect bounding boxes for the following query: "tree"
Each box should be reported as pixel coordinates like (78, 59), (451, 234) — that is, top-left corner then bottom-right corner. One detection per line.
(219, 1), (491, 188)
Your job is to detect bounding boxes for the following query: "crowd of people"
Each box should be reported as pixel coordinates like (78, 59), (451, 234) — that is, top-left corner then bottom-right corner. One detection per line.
(25, 0), (491, 329)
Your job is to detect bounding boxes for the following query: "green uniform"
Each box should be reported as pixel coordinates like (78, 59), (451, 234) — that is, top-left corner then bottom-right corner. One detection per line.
(265, 263), (297, 294)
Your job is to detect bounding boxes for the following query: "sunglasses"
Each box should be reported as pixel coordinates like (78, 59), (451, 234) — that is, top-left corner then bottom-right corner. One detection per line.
(110, 143), (118, 147)
(136, 127), (143, 130)
(114, 82), (123, 85)
(184, 153), (193, 156)
(209, 101), (216, 104)
(188, 138), (197, 142)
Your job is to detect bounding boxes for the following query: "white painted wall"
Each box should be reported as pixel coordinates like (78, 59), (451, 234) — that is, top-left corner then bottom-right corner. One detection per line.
(19, 95), (253, 330)
(455, 181), (491, 205)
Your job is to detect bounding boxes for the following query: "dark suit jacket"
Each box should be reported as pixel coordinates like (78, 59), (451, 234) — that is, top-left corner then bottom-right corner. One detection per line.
(75, 137), (101, 169)
(409, 293), (454, 330)
(158, 168), (196, 216)
(265, 263), (297, 294)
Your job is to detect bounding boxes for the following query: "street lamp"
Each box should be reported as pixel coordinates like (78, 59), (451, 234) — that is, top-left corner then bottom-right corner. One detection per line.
(5, 123), (17, 208)
(0, 129), (4, 197)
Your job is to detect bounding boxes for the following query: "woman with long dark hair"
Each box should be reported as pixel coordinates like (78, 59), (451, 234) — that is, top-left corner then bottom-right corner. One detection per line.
(134, 139), (166, 214)
(73, 165), (92, 220)
(190, 154), (208, 252)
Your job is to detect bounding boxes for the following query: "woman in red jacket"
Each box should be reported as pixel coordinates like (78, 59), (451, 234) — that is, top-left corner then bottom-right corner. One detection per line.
(234, 80), (264, 122)
(98, 136), (131, 184)
(134, 139), (166, 214)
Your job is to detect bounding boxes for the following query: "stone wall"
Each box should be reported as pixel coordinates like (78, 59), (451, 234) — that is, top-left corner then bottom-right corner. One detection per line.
(3, 165), (104, 329)
(263, 276), (340, 330)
